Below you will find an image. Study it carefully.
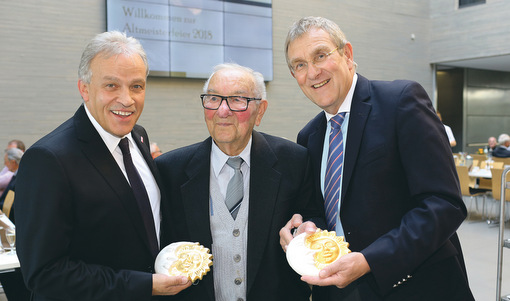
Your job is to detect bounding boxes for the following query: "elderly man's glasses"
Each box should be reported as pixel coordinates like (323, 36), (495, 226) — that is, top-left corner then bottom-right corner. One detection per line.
(201, 94), (261, 112)
(291, 47), (339, 75)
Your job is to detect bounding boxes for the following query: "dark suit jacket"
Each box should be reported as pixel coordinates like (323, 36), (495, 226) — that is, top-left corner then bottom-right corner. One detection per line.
(298, 75), (474, 300)
(15, 105), (163, 301)
(493, 145), (510, 158)
(155, 131), (316, 301)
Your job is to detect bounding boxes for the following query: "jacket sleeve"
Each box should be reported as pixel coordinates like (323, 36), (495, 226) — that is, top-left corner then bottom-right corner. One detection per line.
(360, 81), (467, 294)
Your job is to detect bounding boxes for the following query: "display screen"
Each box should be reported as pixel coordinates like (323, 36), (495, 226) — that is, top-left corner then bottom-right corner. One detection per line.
(107, 0), (273, 80)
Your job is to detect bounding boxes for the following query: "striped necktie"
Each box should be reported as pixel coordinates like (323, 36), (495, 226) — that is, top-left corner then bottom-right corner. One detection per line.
(324, 113), (346, 231)
(225, 157), (244, 219)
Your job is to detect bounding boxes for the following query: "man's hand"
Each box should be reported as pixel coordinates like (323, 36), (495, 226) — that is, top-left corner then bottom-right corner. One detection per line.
(152, 274), (192, 295)
(279, 214), (318, 252)
(300, 252), (370, 288)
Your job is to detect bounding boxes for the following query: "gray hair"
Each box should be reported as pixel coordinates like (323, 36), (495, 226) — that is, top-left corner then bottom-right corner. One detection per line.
(202, 63), (266, 100)
(5, 148), (23, 164)
(498, 133), (510, 144)
(284, 16), (356, 70)
(78, 31), (149, 83)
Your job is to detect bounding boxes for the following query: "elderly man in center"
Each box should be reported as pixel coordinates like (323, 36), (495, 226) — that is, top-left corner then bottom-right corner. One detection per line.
(156, 63), (317, 301)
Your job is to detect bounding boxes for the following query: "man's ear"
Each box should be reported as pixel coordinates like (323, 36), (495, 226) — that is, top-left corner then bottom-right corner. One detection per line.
(255, 100), (268, 126)
(78, 80), (89, 102)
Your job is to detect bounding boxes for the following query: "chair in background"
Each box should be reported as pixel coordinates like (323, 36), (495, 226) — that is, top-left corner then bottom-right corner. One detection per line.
(480, 161), (504, 170)
(493, 157), (510, 167)
(493, 161), (505, 169)
(471, 154), (487, 162)
(456, 165), (490, 220)
(2, 190), (14, 218)
(472, 159), (479, 169)
(488, 168), (510, 225)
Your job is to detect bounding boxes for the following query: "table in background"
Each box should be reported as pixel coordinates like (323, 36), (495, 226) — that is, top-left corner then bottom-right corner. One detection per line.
(0, 252), (19, 273)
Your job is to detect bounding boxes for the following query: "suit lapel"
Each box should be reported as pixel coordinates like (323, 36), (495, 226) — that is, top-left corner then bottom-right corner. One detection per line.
(342, 75), (372, 200)
(180, 138), (214, 247)
(131, 128), (161, 257)
(73, 105), (156, 258)
(179, 138), (215, 300)
(307, 113), (327, 193)
(246, 131), (281, 294)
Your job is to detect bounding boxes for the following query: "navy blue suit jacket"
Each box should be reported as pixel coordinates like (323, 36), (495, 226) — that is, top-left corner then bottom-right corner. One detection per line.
(298, 74), (473, 300)
(493, 145), (510, 158)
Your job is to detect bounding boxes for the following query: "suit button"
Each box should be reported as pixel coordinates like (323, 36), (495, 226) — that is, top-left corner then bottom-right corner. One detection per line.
(234, 278), (242, 285)
(234, 254), (241, 262)
(233, 229), (240, 237)
(237, 299), (244, 301)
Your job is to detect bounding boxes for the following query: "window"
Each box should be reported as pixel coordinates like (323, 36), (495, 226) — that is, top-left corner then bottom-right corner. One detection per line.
(459, 0), (486, 8)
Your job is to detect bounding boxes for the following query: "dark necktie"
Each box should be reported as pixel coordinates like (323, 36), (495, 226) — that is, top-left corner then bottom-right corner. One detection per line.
(118, 137), (159, 256)
(225, 157), (244, 219)
(324, 113), (346, 231)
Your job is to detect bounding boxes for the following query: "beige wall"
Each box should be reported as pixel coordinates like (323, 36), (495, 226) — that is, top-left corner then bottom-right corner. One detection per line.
(1, 0), (435, 152)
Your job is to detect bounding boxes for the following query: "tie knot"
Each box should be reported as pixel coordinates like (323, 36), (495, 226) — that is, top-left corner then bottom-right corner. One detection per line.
(226, 157), (243, 170)
(119, 137), (130, 155)
(331, 113), (346, 130)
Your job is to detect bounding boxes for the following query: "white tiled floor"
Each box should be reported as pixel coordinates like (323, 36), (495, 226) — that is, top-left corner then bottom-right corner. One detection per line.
(459, 197), (510, 301)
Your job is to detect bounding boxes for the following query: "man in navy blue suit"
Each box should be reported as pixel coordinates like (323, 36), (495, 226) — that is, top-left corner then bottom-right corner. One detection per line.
(280, 17), (474, 301)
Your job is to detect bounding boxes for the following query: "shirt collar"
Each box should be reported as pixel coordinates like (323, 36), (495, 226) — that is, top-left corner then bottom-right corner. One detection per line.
(84, 104), (134, 154)
(325, 73), (358, 121)
(211, 136), (252, 178)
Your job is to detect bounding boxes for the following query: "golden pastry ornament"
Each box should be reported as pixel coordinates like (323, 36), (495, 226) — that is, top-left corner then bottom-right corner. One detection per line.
(286, 229), (350, 276)
(155, 242), (213, 282)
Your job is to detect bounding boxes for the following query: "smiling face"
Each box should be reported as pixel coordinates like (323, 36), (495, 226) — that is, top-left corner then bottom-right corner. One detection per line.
(204, 68), (267, 156)
(287, 28), (356, 115)
(78, 53), (146, 138)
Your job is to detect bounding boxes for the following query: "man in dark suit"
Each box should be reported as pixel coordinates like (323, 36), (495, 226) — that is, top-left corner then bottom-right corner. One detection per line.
(155, 63), (316, 301)
(280, 17), (474, 300)
(493, 133), (510, 158)
(15, 31), (191, 301)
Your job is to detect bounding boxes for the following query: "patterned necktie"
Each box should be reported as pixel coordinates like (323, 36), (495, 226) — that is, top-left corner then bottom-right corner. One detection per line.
(225, 157), (244, 219)
(324, 113), (346, 231)
(118, 138), (159, 256)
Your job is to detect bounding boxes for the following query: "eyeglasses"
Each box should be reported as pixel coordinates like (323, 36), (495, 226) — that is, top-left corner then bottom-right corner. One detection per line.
(291, 47), (339, 75)
(200, 94), (261, 112)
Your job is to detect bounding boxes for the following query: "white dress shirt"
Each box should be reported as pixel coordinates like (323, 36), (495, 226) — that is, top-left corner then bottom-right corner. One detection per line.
(320, 73), (357, 236)
(84, 105), (161, 244)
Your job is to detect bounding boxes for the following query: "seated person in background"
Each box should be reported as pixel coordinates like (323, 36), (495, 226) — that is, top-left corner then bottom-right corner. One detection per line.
(0, 140), (25, 195)
(0, 147), (29, 301)
(0, 148), (24, 219)
(150, 142), (162, 159)
(488, 136), (497, 152)
(493, 133), (510, 158)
